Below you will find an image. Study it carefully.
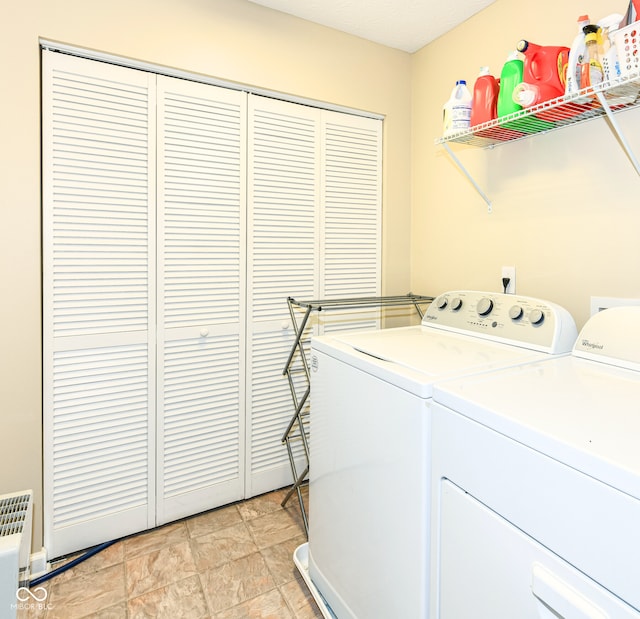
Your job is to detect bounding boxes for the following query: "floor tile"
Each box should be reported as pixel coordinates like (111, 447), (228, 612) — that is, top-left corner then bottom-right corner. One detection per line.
(190, 521), (258, 572)
(280, 577), (325, 619)
(128, 575), (208, 619)
(125, 540), (198, 598)
(246, 508), (304, 550)
(214, 588), (294, 618)
(261, 535), (307, 586)
(199, 551), (276, 614)
(124, 522), (189, 560)
(238, 489), (288, 521)
(187, 503), (243, 538)
(19, 488), (321, 619)
(46, 563), (125, 619)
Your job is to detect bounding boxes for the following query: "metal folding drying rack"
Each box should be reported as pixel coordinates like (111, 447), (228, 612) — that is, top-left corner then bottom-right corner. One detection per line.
(281, 293), (434, 535)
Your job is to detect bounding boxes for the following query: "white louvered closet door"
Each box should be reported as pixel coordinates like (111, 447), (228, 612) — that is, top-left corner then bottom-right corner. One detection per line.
(42, 51), (157, 558)
(319, 112), (383, 334)
(246, 95), (320, 496)
(156, 77), (246, 524)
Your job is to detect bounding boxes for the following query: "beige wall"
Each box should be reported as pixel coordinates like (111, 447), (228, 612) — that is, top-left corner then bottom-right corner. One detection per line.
(7, 0), (637, 558)
(412, 0), (640, 329)
(0, 0), (412, 550)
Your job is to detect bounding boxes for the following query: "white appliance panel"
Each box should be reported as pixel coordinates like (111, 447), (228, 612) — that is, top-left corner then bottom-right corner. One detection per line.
(307, 291), (578, 619)
(309, 349), (430, 619)
(431, 402), (640, 614)
(439, 480), (639, 619)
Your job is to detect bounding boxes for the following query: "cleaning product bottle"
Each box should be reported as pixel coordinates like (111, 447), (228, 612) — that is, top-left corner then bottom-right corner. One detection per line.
(497, 52), (524, 117)
(581, 25), (604, 89)
(442, 80), (472, 135)
(470, 67), (499, 126)
(516, 39), (570, 103)
(565, 15), (591, 95)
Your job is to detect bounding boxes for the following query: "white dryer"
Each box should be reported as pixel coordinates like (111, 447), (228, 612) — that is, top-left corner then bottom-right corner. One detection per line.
(430, 306), (640, 618)
(298, 290), (577, 619)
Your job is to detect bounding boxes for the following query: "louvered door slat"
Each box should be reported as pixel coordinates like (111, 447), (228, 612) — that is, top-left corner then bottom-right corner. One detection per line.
(320, 113), (382, 334)
(43, 51), (156, 558)
(157, 77), (246, 524)
(246, 96), (320, 496)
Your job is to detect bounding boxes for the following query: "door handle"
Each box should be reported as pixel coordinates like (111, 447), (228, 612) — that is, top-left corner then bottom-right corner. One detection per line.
(531, 563), (608, 619)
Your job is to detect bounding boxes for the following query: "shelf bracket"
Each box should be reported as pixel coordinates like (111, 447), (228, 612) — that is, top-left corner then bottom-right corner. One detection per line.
(443, 142), (493, 213)
(595, 90), (640, 176)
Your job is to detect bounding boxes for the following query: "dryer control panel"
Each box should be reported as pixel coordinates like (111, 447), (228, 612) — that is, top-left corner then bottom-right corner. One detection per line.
(423, 291), (577, 354)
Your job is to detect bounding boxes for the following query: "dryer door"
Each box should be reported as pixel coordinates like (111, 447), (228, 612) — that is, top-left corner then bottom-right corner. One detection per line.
(437, 480), (640, 619)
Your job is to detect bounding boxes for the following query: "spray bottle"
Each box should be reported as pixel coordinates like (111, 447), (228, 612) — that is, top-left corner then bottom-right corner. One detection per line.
(565, 15), (591, 95)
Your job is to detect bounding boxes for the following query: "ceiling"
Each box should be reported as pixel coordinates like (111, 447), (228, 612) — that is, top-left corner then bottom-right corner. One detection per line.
(246, 0), (497, 53)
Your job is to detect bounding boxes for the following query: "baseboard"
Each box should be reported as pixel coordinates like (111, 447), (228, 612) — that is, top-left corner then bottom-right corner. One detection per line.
(29, 549), (48, 579)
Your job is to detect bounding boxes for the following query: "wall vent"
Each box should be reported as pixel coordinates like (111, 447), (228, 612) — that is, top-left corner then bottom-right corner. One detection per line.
(0, 490), (33, 619)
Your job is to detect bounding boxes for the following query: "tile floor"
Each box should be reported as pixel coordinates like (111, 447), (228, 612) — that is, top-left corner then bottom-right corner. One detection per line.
(18, 486), (322, 619)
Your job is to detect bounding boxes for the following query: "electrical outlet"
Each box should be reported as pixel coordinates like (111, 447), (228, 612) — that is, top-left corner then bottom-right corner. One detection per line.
(590, 296), (640, 316)
(501, 266), (516, 294)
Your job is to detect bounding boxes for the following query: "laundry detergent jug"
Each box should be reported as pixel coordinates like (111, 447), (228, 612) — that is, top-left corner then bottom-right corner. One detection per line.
(516, 39), (570, 103)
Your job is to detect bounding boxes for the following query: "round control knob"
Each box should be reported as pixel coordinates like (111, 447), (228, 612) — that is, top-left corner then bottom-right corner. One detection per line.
(476, 297), (494, 316)
(451, 297), (463, 311)
(509, 305), (524, 321)
(436, 296), (448, 310)
(200, 328), (209, 337)
(529, 309), (545, 325)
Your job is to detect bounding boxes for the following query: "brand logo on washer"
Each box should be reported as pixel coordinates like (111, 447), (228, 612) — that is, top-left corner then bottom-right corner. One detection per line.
(581, 338), (604, 350)
(311, 355), (319, 372)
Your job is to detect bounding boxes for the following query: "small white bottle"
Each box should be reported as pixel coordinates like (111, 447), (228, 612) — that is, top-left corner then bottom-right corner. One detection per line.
(443, 80), (472, 135)
(565, 15), (590, 96)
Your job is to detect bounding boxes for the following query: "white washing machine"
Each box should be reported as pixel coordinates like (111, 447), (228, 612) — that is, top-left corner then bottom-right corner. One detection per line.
(296, 290), (578, 619)
(430, 306), (640, 619)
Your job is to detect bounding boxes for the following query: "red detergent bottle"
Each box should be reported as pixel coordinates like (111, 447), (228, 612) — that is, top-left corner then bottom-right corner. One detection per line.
(516, 40), (570, 104)
(470, 66), (499, 126)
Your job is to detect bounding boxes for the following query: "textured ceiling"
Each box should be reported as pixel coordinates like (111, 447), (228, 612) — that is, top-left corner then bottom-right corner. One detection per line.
(247, 0), (497, 53)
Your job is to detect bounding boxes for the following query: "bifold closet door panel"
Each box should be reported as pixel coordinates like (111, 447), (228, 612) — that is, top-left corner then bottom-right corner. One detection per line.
(42, 51), (157, 558)
(246, 95), (321, 497)
(156, 76), (247, 524)
(318, 112), (382, 335)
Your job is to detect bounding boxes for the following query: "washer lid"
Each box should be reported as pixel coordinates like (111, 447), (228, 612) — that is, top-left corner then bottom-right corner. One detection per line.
(574, 306), (640, 371)
(312, 325), (552, 398)
(434, 355), (640, 500)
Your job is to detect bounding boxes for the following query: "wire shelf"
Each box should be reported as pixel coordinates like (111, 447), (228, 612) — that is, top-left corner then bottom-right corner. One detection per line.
(435, 71), (640, 149)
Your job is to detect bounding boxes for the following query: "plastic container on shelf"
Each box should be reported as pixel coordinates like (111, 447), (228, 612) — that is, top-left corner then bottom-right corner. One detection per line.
(470, 67), (500, 126)
(613, 19), (640, 78)
(496, 50), (554, 134)
(497, 51), (524, 117)
(598, 13), (624, 81)
(581, 25), (604, 88)
(512, 82), (542, 107)
(442, 80), (472, 135)
(516, 39), (570, 103)
(565, 15), (591, 95)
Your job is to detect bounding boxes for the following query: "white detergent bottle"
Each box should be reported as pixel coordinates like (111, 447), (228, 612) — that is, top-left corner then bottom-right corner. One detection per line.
(565, 14), (590, 96)
(443, 80), (472, 135)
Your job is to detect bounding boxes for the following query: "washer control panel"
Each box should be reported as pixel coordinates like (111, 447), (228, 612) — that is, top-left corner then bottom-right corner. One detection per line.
(423, 291), (578, 353)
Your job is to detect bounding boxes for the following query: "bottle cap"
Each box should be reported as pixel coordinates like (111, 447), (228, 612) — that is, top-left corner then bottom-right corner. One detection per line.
(517, 40), (529, 53)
